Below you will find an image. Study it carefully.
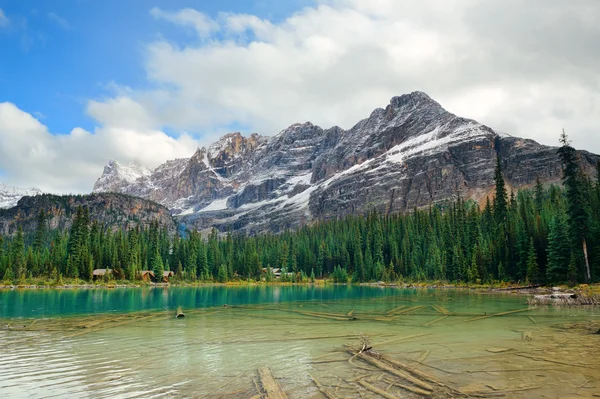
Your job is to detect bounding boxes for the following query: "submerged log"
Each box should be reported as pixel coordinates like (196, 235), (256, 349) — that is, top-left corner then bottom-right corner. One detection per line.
(422, 315), (449, 327)
(257, 367), (287, 399)
(358, 380), (402, 399)
(345, 347), (434, 392)
(460, 308), (531, 324)
(309, 374), (339, 399)
(385, 305), (407, 316)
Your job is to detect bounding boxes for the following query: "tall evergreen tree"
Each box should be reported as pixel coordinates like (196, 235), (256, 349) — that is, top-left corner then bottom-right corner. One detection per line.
(546, 213), (570, 282)
(493, 156), (508, 224)
(558, 131), (590, 282)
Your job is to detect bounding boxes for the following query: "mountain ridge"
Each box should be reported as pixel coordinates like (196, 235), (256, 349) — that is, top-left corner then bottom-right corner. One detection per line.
(88, 91), (598, 233)
(0, 183), (42, 209)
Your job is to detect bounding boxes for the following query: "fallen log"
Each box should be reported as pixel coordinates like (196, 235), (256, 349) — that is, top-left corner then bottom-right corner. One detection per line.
(423, 315), (449, 327)
(389, 380), (433, 396)
(358, 380), (402, 399)
(460, 308), (531, 324)
(374, 333), (431, 347)
(345, 347), (434, 392)
(309, 374), (339, 399)
(257, 367), (287, 399)
(385, 305), (407, 316)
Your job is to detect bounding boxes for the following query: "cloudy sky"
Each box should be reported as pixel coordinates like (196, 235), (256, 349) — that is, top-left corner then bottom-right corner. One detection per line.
(1, 0), (599, 193)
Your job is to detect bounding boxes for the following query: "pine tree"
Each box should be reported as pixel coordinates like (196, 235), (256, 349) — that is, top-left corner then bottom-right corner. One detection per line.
(526, 238), (540, 284)
(217, 264), (228, 283)
(11, 226), (25, 278)
(546, 214), (570, 283)
(494, 156), (508, 225)
(152, 248), (164, 281)
(317, 241), (325, 278)
(468, 251), (480, 283)
(558, 130), (591, 281)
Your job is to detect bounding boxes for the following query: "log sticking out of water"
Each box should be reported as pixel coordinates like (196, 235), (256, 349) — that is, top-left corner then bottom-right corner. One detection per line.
(257, 367), (288, 399)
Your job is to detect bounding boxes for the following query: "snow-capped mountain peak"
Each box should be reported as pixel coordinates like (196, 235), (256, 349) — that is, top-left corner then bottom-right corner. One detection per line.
(92, 91), (600, 234)
(94, 160), (152, 193)
(0, 183), (42, 209)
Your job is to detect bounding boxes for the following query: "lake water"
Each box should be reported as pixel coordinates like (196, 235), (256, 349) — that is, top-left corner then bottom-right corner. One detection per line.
(0, 285), (598, 398)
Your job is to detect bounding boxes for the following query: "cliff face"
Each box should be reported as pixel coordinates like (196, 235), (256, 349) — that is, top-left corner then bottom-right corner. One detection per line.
(0, 193), (175, 236)
(93, 92), (600, 234)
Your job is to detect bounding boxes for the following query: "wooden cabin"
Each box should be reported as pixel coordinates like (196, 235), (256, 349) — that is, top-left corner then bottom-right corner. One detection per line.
(262, 268), (282, 279)
(163, 271), (175, 281)
(140, 270), (174, 282)
(92, 269), (112, 280)
(140, 270), (155, 282)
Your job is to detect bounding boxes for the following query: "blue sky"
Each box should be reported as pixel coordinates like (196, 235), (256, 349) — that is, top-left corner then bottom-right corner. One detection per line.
(0, 0), (312, 135)
(0, 0), (598, 193)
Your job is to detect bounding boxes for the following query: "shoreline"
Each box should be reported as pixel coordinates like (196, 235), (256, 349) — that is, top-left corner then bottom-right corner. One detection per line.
(1, 280), (597, 296)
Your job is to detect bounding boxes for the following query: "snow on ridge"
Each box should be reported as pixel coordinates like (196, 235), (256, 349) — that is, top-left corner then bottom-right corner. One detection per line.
(200, 197), (230, 212)
(207, 135), (235, 160)
(385, 122), (489, 165)
(0, 182), (42, 209)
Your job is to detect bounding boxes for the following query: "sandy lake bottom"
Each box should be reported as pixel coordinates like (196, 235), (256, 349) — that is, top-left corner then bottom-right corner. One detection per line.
(0, 286), (599, 398)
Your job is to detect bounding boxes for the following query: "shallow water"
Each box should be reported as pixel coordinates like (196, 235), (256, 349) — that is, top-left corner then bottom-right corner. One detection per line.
(0, 286), (598, 398)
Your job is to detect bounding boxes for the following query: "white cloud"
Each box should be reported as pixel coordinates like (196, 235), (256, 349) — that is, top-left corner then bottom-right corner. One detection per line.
(117, 0), (600, 153)
(3, 0), (600, 194)
(0, 102), (198, 193)
(0, 8), (9, 27)
(150, 7), (218, 38)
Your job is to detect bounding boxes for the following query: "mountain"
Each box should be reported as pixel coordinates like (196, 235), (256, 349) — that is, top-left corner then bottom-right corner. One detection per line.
(0, 183), (42, 209)
(0, 193), (175, 236)
(93, 91), (600, 233)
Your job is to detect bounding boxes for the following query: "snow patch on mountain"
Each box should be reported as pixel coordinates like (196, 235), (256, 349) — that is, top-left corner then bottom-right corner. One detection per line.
(0, 183), (42, 209)
(93, 160), (152, 193)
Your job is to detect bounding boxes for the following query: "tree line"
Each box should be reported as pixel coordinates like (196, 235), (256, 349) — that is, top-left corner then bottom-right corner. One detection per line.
(1, 132), (599, 285)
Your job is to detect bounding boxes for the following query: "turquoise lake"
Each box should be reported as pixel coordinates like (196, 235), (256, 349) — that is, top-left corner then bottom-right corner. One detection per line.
(0, 286), (598, 398)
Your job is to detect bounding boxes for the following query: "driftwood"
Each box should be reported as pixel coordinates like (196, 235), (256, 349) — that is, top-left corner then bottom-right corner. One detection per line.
(375, 333), (431, 347)
(345, 347), (434, 393)
(423, 315), (449, 327)
(392, 305), (426, 316)
(257, 367), (287, 399)
(358, 380), (402, 399)
(460, 308), (531, 324)
(309, 374), (338, 399)
(385, 305), (407, 316)
(514, 353), (592, 369)
(431, 305), (452, 315)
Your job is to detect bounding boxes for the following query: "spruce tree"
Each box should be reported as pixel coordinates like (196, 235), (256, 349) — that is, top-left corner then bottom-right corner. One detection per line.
(11, 226), (25, 278)
(558, 130), (591, 281)
(546, 214), (570, 282)
(152, 248), (164, 281)
(493, 156), (508, 225)
(526, 238), (540, 284)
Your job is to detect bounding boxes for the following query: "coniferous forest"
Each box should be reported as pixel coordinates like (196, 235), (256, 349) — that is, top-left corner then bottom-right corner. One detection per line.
(1, 133), (599, 285)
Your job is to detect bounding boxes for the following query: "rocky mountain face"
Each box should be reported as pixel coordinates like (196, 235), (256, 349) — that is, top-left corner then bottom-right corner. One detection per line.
(93, 92), (600, 234)
(0, 193), (175, 236)
(0, 183), (42, 209)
